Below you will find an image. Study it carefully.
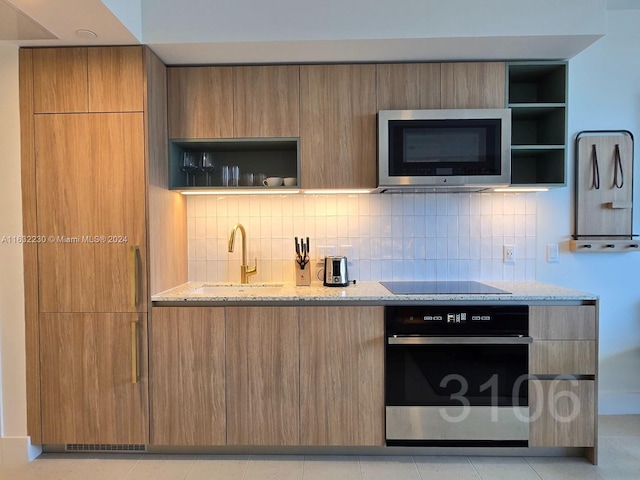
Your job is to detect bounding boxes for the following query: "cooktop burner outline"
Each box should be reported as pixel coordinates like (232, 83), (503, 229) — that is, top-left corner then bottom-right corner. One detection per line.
(380, 281), (510, 295)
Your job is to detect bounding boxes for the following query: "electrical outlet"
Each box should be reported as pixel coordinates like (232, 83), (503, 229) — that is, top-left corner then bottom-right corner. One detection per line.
(316, 245), (336, 265)
(340, 244), (353, 257)
(547, 243), (560, 263)
(503, 244), (515, 264)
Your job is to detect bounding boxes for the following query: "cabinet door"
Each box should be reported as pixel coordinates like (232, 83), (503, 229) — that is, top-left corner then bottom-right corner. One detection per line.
(377, 63), (441, 110)
(530, 306), (596, 340)
(530, 341), (596, 375)
(441, 62), (506, 108)
(150, 307), (226, 445)
(167, 66), (234, 139)
(300, 306), (384, 446)
(226, 307), (299, 445)
(300, 65), (377, 189)
(35, 113), (147, 313)
(33, 47), (88, 113)
(529, 380), (595, 447)
(88, 46), (144, 112)
(39, 313), (148, 444)
(234, 65), (300, 138)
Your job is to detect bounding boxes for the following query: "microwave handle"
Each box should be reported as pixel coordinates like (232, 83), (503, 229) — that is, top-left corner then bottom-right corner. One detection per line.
(388, 336), (533, 345)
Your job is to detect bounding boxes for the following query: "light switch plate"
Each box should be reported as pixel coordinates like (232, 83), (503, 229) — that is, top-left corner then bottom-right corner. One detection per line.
(547, 243), (560, 263)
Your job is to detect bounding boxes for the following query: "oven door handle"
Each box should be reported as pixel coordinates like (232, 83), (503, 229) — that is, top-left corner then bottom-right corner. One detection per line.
(387, 336), (533, 345)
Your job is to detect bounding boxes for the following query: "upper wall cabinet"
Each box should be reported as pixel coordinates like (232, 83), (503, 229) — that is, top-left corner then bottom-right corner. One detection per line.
(441, 62), (506, 109)
(167, 65), (300, 139)
(377, 63), (441, 110)
(507, 61), (568, 186)
(234, 66), (300, 138)
(300, 64), (377, 189)
(32, 47), (144, 113)
(168, 67), (234, 139)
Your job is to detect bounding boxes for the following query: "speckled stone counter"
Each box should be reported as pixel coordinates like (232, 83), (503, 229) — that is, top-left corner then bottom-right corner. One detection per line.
(152, 280), (597, 306)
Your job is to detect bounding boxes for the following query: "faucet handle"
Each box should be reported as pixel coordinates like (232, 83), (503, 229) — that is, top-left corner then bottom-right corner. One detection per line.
(247, 257), (258, 275)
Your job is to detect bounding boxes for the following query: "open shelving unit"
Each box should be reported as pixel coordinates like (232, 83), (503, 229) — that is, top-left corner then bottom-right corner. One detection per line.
(168, 138), (300, 191)
(507, 61), (568, 186)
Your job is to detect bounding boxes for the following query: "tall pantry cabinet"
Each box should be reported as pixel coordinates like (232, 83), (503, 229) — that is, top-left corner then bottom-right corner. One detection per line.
(20, 46), (187, 445)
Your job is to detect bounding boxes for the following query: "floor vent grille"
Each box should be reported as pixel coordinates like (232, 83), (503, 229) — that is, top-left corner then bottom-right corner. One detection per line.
(65, 444), (147, 453)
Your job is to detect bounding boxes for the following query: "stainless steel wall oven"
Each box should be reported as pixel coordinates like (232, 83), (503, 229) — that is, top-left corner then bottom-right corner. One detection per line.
(385, 305), (531, 447)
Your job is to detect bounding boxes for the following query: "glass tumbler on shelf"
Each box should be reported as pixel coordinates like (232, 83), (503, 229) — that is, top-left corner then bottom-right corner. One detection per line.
(181, 152), (199, 187)
(229, 165), (240, 187)
(201, 152), (215, 186)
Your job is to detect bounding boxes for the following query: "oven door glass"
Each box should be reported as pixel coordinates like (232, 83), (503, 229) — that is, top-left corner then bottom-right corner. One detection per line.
(386, 343), (528, 407)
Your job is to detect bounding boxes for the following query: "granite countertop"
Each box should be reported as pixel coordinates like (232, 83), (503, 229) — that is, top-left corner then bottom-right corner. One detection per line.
(151, 280), (597, 305)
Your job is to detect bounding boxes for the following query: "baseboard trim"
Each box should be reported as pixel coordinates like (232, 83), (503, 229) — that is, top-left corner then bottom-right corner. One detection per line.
(0, 436), (42, 465)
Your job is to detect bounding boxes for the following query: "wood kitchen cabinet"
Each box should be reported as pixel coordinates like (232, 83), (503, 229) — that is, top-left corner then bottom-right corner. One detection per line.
(441, 62), (506, 109)
(300, 64), (377, 189)
(529, 379), (595, 448)
(32, 46), (144, 113)
(167, 66), (234, 139)
(299, 306), (384, 446)
(234, 65), (300, 138)
(376, 63), (441, 110)
(39, 313), (148, 444)
(528, 305), (598, 460)
(225, 307), (300, 445)
(35, 113), (147, 313)
(168, 65), (300, 139)
(21, 46), (185, 444)
(149, 307), (226, 445)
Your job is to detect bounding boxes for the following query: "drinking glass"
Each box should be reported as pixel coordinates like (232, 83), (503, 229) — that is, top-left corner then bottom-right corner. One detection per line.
(240, 172), (254, 186)
(181, 152), (199, 186)
(221, 165), (230, 186)
(229, 165), (240, 187)
(201, 152), (215, 186)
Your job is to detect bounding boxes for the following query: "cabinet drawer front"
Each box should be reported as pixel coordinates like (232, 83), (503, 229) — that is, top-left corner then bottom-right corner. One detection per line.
(530, 341), (596, 375)
(529, 380), (595, 447)
(530, 306), (596, 340)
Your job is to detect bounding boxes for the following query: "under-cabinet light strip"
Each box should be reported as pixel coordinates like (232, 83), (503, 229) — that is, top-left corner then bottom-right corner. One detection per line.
(493, 187), (549, 193)
(180, 189), (301, 195)
(303, 189), (373, 194)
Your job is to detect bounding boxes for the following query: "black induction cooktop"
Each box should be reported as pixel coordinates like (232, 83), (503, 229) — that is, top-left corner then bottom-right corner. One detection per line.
(380, 281), (510, 295)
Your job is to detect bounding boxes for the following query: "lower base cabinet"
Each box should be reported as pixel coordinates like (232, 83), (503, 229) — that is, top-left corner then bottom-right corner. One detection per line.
(149, 305), (385, 447)
(529, 379), (595, 447)
(225, 307), (300, 446)
(149, 307), (225, 445)
(39, 313), (148, 445)
(300, 306), (384, 446)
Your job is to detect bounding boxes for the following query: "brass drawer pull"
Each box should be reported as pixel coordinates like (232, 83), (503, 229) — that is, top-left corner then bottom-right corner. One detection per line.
(131, 319), (140, 384)
(131, 245), (140, 307)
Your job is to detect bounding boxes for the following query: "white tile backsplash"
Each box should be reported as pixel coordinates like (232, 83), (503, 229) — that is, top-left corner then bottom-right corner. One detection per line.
(187, 192), (538, 283)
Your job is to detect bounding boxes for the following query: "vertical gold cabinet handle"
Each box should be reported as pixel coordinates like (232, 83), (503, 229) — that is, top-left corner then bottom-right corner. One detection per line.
(131, 245), (140, 308)
(131, 319), (140, 384)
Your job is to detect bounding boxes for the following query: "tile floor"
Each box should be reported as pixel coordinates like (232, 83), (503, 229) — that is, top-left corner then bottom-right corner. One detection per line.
(1, 416), (639, 480)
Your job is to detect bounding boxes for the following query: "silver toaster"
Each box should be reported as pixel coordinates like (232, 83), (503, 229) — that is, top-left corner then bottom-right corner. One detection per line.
(323, 256), (349, 287)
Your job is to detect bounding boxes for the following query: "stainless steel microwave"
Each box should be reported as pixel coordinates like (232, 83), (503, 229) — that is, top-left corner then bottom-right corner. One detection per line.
(377, 109), (511, 192)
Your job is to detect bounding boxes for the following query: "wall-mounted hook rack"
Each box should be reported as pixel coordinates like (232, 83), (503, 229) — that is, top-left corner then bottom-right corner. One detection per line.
(571, 130), (637, 253)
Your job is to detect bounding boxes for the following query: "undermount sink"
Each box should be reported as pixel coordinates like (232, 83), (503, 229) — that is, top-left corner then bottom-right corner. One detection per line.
(189, 283), (285, 296)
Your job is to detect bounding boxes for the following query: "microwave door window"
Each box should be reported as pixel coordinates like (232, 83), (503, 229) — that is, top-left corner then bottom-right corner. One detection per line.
(403, 128), (486, 164)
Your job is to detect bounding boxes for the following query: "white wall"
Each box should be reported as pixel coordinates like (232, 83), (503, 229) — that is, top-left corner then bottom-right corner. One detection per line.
(0, 45), (37, 464)
(537, 9), (640, 413)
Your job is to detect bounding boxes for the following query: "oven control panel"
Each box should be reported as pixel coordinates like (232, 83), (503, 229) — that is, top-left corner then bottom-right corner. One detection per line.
(423, 312), (491, 323)
(386, 305), (528, 336)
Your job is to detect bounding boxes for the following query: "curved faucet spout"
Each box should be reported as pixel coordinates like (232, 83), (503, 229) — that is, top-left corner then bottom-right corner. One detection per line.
(228, 223), (257, 284)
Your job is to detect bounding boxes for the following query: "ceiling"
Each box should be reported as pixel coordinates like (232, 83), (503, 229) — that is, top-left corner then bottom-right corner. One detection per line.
(0, 0), (628, 65)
